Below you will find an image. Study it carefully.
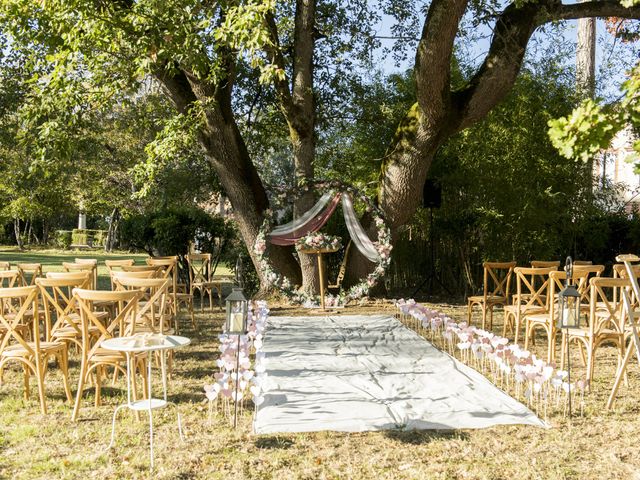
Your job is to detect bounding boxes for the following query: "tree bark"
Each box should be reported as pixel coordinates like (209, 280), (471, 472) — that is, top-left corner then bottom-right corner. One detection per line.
(156, 69), (302, 288)
(14, 218), (23, 250)
(577, 15), (596, 98)
(265, 0), (320, 294)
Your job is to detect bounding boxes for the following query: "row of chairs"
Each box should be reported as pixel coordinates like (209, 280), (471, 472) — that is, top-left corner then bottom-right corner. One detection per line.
(468, 260), (640, 386)
(0, 254), (232, 418)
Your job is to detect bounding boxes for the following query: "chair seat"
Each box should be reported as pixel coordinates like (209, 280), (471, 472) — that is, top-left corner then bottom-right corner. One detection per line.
(525, 312), (552, 324)
(468, 295), (506, 304)
(53, 324), (101, 339)
(2, 341), (65, 357)
(567, 327), (624, 339)
(504, 305), (546, 315)
(90, 347), (128, 362)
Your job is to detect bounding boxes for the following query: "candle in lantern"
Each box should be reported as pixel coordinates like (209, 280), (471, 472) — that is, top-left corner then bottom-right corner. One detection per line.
(231, 311), (244, 332)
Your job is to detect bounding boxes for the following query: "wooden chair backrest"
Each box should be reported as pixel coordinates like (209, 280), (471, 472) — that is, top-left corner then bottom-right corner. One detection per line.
(111, 270), (157, 282)
(145, 258), (177, 292)
(481, 261), (516, 300)
(549, 268), (595, 308)
(513, 266), (557, 311)
(0, 270), (20, 289)
(531, 260), (560, 268)
(36, 273), (91, 341)
(121, 265), (164, 274)
(74, 288), (140, 358)
(0, 261), (10, 270)
(113, 277), (170, 333)
(74, 258), (97, 265)
(16, 263), (43, 286)
(62, 262), (97, 289)
(588, 277), (628, 336)
(613, 263), (640, 278)
(187, 254), (212, 285)
(0, 286), (40, 357)
(105, 259), (136, 288)
(73, 258), (98, 287)
(573, 260), (593, 266)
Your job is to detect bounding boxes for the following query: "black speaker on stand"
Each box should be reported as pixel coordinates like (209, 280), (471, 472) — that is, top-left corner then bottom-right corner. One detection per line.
(411, 179), (450, 298)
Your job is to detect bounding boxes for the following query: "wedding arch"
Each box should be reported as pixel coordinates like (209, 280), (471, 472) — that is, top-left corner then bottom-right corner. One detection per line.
(253, 180), (392, 305)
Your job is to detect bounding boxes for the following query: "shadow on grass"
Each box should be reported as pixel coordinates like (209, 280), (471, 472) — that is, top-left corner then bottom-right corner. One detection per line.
(254, 436), (295, 450)
(383, 429), (468, 445)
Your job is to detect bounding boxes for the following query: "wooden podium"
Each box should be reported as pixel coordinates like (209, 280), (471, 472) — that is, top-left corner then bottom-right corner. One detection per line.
(298, 247), (339, 312)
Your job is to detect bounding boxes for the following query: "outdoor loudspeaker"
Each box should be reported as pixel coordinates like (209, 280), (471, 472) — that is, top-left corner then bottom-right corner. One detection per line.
(423, 179), (442, 209)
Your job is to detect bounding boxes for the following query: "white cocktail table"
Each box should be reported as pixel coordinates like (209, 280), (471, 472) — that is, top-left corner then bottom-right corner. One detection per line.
(101, 335), (191, 469)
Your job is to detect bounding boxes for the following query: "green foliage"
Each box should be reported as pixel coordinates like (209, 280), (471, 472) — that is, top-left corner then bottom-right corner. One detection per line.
(393, 67), (633, 294)
(54, 230), (72, 249)
(549, 63), (640, 169)
(119, 206), (228, 256)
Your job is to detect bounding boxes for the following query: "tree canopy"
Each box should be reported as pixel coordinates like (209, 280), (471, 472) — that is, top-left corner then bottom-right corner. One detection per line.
(2, 0), (640, 292)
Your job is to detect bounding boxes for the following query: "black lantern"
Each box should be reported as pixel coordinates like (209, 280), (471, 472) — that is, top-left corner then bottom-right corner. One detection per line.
(557, 256), (581, 330)
(225, 287), (248, 335)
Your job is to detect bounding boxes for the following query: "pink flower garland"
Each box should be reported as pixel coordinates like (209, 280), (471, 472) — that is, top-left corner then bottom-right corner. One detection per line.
(396, 299), (586, 418)
(204, 301), (269, 416)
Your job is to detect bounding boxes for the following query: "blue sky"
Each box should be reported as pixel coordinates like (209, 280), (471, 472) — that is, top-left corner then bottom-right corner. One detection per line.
(371, 12), (638, 99)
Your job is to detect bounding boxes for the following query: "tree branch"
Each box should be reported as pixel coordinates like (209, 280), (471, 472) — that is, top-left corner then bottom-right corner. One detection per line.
(264, 11), (295, 116)
(414, 0), (469, 128)
(550, 1), (640, 21)
(452, 2), (540, 130)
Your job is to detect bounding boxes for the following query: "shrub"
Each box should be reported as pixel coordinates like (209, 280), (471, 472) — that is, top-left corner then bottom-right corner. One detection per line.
(55, 230), (73, 249)
(120, 206), (228, 256)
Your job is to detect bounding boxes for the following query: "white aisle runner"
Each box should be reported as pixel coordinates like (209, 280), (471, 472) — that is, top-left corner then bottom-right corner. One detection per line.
(254, 315), (546, 434)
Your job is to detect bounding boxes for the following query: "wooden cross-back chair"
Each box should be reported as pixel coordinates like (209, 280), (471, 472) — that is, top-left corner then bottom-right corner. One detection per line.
(105, 259), (135, 289)
(523, 267), (602, 363)
(36, 273), (94, 350)
(62, 262), (97, 290)
(530, 260), (561, 268)
(121, 264), (163, 273)
(74, 258), (98, 289)
(16, 263), (42, 287)
(560, 277), (627, 387)
(0, 261), (10, 270)
(503, 266), (557, 344)
(0, 270), (20, 289)
(0, 286), (73, 414)
(186, 253), (217, 311)
(328, 241), (352, 291)
(72, 288), (145, 421)
(147, 256), (195, 331)
(573, 260), (593, 266)
(467, 261), (516, 330)
(113, 277), (172, 334)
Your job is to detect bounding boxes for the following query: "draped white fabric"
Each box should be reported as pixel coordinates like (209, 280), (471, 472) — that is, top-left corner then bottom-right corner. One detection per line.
(269, 192), (334, 237)
(342, 193), (380, 263)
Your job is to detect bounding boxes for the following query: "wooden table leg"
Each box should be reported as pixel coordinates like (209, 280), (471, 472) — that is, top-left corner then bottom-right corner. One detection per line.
(317, 253), (326, 311)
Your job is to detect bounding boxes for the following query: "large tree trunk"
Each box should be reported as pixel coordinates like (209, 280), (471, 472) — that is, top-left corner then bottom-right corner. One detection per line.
(157, 69), (302, 289)
(266, 0), (320, 294)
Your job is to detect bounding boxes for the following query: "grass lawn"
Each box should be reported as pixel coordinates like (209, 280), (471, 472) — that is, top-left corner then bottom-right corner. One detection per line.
(1, 252), (640, 478)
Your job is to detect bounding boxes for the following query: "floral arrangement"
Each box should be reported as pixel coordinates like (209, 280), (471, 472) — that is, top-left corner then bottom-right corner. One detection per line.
(295, 232), (342, 252)
(396, 299), (587, 419)
(253, 180), (392, 306)
(204, 301), (269, 422)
